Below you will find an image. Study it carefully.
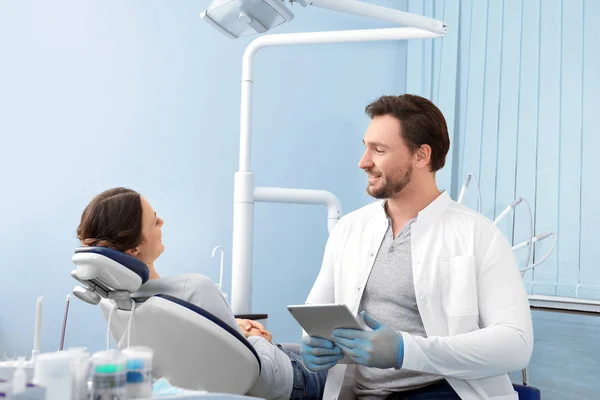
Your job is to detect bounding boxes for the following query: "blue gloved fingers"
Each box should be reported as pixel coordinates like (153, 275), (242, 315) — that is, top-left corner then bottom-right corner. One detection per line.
(308, 345), (342, 356)
(301, 335), (344, 372)
(332, 313), (404, 369)
(302, 350), (343, 372)
(334, 341), (364, 361)
(303, 336), (335, 349)
(360, 311), (382, 329)
(300, 337), (342, 356)
(331, 328), (367, 339)
(307, 353), (345, 365)
(331, 335), (357, 349)
(304, 360), (339, 372)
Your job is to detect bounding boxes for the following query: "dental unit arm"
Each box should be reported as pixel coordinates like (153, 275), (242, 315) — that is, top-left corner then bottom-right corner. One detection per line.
(201, 0), (447, 316)
(70, 247), (262, 396)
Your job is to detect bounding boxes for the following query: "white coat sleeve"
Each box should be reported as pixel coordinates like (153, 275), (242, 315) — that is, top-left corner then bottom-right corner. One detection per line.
(400, 231), (534, 379)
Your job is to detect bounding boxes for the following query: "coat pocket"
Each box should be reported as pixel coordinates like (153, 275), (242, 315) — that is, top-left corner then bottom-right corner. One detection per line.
(445, 255), (479, 316)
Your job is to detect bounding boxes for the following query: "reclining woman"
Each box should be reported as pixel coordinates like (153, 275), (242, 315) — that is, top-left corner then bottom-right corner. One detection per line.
(76, 187), (333, 400)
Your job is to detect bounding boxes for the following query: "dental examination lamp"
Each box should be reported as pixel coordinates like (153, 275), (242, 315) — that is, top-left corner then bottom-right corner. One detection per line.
(201, 0), (447, 39)
(202, 0), (448, 315)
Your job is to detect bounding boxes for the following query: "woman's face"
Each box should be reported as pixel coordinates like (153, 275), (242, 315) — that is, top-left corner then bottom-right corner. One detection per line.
(128, 197), (164, 265)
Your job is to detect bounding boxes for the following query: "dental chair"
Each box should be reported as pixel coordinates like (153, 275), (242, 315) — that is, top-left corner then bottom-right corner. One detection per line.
(71, 247), (541, 400)
(70, 246), (261, 396)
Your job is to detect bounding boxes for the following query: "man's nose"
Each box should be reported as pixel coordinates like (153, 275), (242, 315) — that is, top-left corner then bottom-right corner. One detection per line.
(358, 151), (372, 169)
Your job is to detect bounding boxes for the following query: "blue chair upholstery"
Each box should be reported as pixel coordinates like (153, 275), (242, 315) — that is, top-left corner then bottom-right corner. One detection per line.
(513, 384), (541, 400)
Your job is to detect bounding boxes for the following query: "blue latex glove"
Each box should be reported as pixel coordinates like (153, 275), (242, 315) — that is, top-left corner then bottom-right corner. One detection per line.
(300, 335), (345, 372)
(331, 311), (404, 369)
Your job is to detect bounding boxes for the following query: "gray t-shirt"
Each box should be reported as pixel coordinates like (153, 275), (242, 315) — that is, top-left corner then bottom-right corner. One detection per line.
(355, 217), (442, 399)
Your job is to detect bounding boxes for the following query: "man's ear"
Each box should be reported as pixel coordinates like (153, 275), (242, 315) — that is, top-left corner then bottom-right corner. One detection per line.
(414, 145), (432, 169)
(125, 248), (138, 256)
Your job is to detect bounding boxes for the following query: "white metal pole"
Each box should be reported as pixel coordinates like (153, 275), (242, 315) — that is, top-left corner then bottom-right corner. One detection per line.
(231, 171), (255, 314)
(231, 26), (446, 315)
(231, 75), (256, 314)
(239, 26), (444, 171)
(254, 187), (342, 233)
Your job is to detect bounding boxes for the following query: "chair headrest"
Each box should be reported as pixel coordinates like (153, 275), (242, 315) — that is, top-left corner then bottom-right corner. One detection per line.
(72, 247), (150, 294)
(74, 247), (150, 283)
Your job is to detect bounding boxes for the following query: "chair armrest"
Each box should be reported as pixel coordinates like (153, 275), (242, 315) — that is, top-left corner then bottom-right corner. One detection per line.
(234, 313), (268, 321)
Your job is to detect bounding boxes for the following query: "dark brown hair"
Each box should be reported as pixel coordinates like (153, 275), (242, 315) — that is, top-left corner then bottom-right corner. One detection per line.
(76, 187), (143, 252)
(365, 94), (450, 172)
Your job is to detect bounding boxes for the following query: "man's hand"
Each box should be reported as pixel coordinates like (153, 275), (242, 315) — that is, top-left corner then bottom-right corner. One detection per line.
(300, 336), (344, 372)
(331, 311), (404, 369)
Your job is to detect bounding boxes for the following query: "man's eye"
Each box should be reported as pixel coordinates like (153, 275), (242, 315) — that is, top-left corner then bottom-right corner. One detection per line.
(375, 149), (384, 154)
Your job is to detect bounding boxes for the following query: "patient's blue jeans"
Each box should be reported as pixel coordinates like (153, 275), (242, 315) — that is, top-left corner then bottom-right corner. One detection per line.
(277, 345), (327, 399)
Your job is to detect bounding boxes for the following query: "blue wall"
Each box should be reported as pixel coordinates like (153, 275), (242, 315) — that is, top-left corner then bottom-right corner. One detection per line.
(0, 0), (408, 355)
(408, 0), (600, 301)
(3, 0), (598, 364)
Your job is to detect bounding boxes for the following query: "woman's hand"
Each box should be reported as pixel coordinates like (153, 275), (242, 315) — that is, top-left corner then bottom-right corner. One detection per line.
(236, 319), (273, 342)
(236, 318), (267, 333)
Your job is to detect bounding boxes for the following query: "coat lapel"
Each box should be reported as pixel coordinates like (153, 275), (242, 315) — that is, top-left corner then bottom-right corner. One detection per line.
(410, 192), (453, 338)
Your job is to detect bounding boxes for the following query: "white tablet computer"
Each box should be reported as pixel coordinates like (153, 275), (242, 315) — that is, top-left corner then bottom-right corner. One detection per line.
(287, 303), (365, 364)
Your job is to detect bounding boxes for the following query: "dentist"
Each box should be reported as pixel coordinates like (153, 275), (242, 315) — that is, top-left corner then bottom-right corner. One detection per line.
(301, 94), (533, 399)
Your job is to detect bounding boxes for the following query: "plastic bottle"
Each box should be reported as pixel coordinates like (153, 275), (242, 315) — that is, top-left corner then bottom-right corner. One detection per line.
(89, 350), (126, 400)
(12, 357), (26, 394)
(122, 346), (153, 399)
(32, 352), (73, 400)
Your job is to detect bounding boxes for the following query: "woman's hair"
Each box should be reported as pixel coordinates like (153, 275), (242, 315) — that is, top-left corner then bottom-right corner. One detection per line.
(76, 187), (144, 252)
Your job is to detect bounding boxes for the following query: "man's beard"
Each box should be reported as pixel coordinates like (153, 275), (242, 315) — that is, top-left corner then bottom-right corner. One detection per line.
(366, 165), (413, 199)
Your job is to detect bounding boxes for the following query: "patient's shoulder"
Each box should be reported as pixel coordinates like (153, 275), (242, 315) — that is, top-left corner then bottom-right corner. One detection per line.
(177, 274), (238, 330)
(136, 273), (238, 332)
(178, 273), (219, 289)
(154, 273), (222, 302)
(134, 274), (220, 302)
(177, 273), (225, 304)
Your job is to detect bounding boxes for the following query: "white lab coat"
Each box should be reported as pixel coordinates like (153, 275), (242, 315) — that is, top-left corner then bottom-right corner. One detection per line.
(305, 191), (533, 400)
